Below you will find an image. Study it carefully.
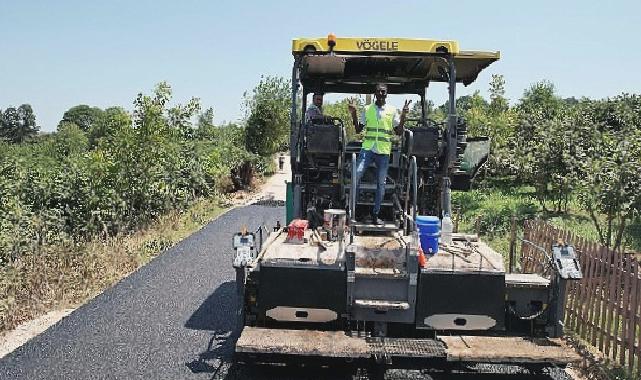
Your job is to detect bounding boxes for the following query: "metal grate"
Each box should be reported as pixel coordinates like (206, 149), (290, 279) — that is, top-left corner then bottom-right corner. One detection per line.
(252, 199), (285, 207)
(366, 337), (446, 358)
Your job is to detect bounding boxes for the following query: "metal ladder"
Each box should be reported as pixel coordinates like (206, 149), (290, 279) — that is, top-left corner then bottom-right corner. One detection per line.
(348, 153), (400, 236)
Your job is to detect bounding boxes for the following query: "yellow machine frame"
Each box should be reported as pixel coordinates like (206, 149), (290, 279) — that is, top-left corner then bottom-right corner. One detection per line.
(292, 36), (499, 60)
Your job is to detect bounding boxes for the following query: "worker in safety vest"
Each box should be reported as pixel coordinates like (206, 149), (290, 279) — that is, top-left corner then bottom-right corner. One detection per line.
(348, 83), (411, 225)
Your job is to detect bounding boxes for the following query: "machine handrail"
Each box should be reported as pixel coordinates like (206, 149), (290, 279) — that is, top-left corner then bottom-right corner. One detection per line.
(350, 152), (357, 243)
(404, 156), (418, 235)
(405, 129), (414, 158)
(350, 153), (358, 221)
(411, 156), (418, 226)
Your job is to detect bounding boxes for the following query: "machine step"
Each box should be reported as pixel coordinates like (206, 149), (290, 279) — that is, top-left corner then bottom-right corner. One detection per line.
(355, 201), (394, 206)
(352, 221), (399, 232)
(345, 183), (396, 191)
(505, 273), (550, 288)
(354, 299), (410, 310)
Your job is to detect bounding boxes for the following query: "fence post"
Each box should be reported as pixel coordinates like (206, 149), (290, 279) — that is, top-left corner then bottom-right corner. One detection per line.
(454, 207), (460, 233)
(475, 215), (482, 236)
(508, 215), (517, 273)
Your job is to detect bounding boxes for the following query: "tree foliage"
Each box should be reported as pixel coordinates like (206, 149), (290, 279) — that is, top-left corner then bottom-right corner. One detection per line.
(59, 105), (103, 132)
(509, 81), (573, 210)
(243, 76), (291, 156)
(323, 97), (364, 141)
(0, 104), (39, 143)
(489, 74), (509, 114)
(0, 83), (261, 264)
(54, 122), (89, 157)
(437, 77), (640, 250)
(90, 106), (130, 146)
(406, 99), (435, 124)
(58, 105), (131, 147)
(573, 95), (641, 250)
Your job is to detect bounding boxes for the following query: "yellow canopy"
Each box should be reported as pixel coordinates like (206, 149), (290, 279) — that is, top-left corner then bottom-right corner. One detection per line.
(292, 36), (500, 92)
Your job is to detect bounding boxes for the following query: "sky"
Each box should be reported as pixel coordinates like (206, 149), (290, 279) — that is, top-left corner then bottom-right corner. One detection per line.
(1, 0), (640, 132)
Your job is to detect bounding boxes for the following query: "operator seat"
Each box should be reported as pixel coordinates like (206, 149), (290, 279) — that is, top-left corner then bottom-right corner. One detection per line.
(304, 117), (343, 155)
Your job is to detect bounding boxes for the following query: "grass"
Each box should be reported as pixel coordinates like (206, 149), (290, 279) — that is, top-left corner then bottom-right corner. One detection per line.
(0, 196), (228, 334)
(452, 186), (538, 266)
(566, 332), (639, 380)
(453, 186), (641, 267)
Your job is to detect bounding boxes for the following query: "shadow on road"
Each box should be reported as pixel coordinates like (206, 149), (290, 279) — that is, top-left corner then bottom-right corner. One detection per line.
(184, 281), (241, 377)
(182, 280), (356, 379)
(185, 281), (238, 332)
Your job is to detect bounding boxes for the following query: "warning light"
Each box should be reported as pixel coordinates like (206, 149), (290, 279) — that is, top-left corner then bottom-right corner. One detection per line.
(327, 33), (336, 48)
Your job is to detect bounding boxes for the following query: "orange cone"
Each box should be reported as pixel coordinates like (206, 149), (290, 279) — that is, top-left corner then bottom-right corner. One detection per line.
(418, 247), (427, 268)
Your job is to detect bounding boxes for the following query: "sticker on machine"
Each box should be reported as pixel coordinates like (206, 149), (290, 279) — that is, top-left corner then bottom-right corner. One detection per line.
(266, 307), (338, 323)
(424, 314), (496, 330)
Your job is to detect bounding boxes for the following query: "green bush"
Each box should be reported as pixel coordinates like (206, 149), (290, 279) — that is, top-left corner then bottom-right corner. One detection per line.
(0, 83), (264, 264)
(453, 189), (538, 236)
(243, 76), (291, 156)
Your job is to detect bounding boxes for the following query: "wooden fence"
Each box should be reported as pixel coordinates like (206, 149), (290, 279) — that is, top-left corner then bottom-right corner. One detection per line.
(520, 220), (641, 375)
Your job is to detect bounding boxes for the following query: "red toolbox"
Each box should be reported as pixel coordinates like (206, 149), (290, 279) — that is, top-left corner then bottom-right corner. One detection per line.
(287, 219), (308, 244)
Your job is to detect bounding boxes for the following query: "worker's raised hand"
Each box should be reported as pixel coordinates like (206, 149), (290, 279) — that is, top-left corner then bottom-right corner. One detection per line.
(402, 99), (413, 114)
(347, 98), (357, 115)
(347, 98), (358, 115)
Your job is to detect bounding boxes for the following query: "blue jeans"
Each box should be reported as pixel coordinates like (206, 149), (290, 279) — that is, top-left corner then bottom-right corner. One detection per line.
(354, 149), (389, 216)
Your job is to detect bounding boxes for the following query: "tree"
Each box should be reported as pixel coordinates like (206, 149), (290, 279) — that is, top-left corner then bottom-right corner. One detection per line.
(243, 76), (291, 156)
(489, 74), (509, 114)
(406, 99), (435, 124)
(198, 107), (215, 129)
(195, 107), (216, 139)
(438, 94), (487, 116)
(58, 105), (130, 147)
(527, 110), (576, 212)
(323, 97), (363, 141)
(59, 105), (104, 132)
(54, 122), (89, 157)
(518, 80), (562, 122)
(0, 104), (40, 143)
(513, 81), (571, 209)
(574, 95), (641, 250)
(167, 96), (201, 140)
(89, 106), (130, 146)
(563, 97), (580, 106)
(454, 86), (517, 179)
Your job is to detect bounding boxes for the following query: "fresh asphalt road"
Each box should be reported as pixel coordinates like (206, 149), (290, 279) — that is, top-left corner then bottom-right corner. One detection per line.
(0, 202), (572, 380)
(0, 203), (283, 380)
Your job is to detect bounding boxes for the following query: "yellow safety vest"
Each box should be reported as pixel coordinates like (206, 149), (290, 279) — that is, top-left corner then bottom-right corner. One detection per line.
(362, 104), (395, 155)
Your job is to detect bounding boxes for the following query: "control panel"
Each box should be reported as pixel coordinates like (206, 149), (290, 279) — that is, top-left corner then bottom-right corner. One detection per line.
(233, 233), (256, 268)
(552, 243), (582, 279)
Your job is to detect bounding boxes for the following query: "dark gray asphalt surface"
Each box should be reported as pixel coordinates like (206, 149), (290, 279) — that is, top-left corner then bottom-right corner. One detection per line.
(0, 203), (571, 380)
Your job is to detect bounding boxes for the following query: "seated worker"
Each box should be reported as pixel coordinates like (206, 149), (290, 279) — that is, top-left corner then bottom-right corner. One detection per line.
(348, 84), (411, 225)
(305, 93), (324, 123)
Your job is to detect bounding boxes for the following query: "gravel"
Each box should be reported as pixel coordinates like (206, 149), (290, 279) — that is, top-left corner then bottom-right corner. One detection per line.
(0, 202), (573, 380)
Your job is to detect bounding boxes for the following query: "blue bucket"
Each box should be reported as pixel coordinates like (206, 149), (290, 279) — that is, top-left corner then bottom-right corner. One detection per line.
(416, 215), (440, 233)
(419, 232), (440, 254)
(416, 215), (440, 254)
